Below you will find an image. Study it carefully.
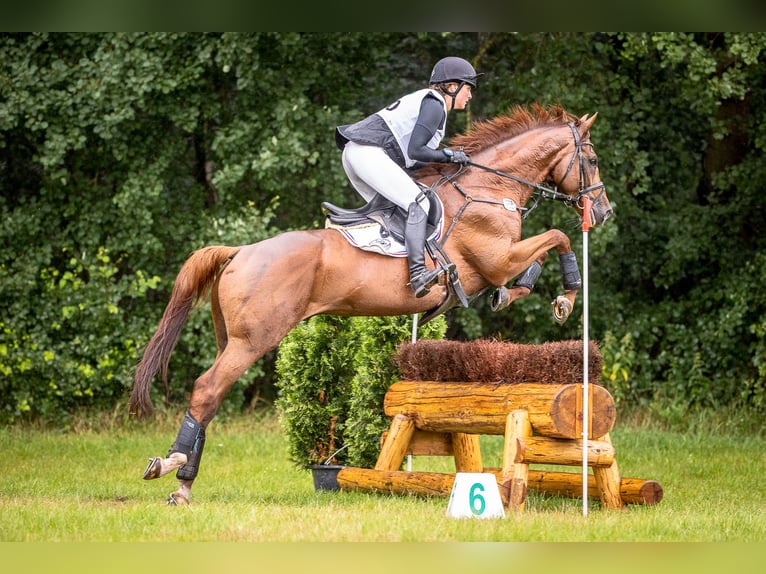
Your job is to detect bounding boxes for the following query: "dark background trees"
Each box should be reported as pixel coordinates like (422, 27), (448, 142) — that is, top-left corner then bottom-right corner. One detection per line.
(1, 32), (764, 425)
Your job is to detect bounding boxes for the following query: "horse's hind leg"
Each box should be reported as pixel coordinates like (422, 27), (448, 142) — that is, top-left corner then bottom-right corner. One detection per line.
(142, 291), (230, 504)
(142, 408), (205, 505)
(144, 339), (262, 505)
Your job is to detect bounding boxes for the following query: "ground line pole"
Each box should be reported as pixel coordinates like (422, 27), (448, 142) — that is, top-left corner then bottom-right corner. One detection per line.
(581, 196), (593, 516)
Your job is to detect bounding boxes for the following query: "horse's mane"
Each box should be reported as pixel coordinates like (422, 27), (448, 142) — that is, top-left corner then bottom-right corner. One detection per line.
(449, 102), (579, 155)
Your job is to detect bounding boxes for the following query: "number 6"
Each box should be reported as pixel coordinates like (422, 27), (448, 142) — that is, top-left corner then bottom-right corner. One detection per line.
(469, 482), (486, 515)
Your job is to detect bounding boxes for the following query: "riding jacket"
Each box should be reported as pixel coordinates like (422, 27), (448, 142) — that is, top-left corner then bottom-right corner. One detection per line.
(336, 89), (451, 169)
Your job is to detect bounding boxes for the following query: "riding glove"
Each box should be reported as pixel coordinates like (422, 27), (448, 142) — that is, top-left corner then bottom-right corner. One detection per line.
(443, 148), (471, 165)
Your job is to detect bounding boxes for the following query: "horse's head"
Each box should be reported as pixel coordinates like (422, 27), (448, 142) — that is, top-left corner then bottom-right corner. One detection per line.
(549, 113), (613, 226)
(445, 104), (613, 228)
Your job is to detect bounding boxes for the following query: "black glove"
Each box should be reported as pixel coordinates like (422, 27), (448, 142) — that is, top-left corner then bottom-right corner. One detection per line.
(442, 148), (471, 165)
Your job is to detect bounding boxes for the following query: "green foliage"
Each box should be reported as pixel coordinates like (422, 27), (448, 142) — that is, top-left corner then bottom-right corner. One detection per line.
(0, 239), (161, 425)
(275, 314), (446, 468)
(2, 32), (766, 425)
(344, 315), (447, 468)
(598, 330), (636, 408)
(273, 315), (356, 467)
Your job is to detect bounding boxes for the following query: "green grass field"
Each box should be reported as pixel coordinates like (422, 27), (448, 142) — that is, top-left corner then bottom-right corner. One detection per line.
(1, 406), (764, 544)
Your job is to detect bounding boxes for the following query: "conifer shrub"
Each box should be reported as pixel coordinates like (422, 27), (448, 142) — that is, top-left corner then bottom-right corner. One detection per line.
(275, 314), (446, 469)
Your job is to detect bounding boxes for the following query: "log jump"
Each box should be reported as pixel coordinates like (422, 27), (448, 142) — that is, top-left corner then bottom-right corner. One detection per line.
(335, 339), (663, 511)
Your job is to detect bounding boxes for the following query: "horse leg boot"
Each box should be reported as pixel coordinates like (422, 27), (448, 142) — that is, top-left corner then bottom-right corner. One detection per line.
(143, 410), (207, 505)
(552, 252), (583, 324)
(491, 261), (543, 312)
(405, 202), (454, 298)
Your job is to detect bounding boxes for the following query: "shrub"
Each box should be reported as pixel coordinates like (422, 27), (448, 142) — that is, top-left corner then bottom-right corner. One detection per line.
(275, 313), (447, 469)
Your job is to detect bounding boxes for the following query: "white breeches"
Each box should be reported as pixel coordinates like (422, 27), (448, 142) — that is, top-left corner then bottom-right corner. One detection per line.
(341, 141), (429, 214)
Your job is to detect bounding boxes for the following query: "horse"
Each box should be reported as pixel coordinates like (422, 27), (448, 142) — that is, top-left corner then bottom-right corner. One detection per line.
(129, 103), (613, 504)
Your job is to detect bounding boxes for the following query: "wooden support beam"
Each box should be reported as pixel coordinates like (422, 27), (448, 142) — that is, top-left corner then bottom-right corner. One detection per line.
(380, 430), (454, 456)
(374, 414), (415, 471)
(488, 469), (662, 505)
(337, 467), (455, 497)
(501, 409), (532, 510)
(384, 381), (615, 439)
(591, 433), (625, 509)
(452, 432), (483, 472)
(515, 436), (615, 466)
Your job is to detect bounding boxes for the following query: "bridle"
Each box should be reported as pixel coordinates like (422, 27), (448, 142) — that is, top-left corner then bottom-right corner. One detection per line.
(442, 121), (607, 223)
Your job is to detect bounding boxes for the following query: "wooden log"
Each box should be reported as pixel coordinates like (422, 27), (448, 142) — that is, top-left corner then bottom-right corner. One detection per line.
(492, 469), (663, 506)
(337, 467), (455, 497)
(502, 410), (532, 510)
(380, 430), (454, 456)
(618, 477), (664, 505)
(515, 436), (615, 466)
(384, 381), (615, 439)
(337, 467), (663, 506)
(374, 414), (415, 471)
(591, 433), (625, 509)
(452, 433), (483, 472)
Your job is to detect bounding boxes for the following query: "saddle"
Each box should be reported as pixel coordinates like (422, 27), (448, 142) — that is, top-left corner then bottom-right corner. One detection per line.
(321, 187), (471, 323)
(322, 189), (442, 248)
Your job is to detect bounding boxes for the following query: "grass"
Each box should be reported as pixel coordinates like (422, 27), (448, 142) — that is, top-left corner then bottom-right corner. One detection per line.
(0, 406), (764, 544)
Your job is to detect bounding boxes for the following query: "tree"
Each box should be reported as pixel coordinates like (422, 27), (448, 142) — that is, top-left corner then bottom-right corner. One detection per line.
(2, 32), (765, 425)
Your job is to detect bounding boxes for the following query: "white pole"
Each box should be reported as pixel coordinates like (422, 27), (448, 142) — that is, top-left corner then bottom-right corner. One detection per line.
(581, 196), (593, 517)
(408, 313), (419, 472)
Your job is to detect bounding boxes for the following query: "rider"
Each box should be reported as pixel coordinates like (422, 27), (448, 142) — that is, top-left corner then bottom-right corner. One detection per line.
(335, 56), (481, 297)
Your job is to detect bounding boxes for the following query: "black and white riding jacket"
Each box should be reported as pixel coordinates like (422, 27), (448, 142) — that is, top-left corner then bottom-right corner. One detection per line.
(336, 88), (450, 169)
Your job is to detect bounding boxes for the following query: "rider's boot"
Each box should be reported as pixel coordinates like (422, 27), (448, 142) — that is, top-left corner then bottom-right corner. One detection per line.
(405, 202), (453, 297)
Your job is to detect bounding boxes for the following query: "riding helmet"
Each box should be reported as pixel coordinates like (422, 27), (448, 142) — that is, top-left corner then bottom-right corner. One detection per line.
(429, 56), (481, 87)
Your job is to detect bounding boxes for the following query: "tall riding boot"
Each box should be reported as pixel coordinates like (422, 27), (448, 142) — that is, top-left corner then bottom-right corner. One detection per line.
(405, 202), (452, 297)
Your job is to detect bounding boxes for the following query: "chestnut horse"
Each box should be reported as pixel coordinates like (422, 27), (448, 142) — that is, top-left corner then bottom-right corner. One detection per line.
(130, 103), (612, 504)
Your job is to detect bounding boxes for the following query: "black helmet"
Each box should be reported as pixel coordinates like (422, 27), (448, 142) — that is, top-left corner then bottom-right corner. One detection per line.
(429, 56), (481, 87)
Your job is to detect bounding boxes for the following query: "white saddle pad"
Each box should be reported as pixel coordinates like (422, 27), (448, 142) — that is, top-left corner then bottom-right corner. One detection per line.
(326, 210), (444, 258)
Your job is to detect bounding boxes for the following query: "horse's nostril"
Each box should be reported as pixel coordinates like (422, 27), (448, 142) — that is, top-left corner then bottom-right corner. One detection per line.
(592, 207), (614, 226)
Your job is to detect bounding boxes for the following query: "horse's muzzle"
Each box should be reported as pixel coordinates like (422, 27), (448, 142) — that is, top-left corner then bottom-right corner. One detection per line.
(593, 204), (614, 226)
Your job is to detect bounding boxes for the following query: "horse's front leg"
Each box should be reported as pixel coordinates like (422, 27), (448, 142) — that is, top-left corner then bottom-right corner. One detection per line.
(490, 254), (548, 312)
(490, 229), (582, 324)
(551, 249), (582, 324)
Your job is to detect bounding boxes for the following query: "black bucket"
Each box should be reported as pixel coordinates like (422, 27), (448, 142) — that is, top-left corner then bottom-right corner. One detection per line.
(309, 444), (348, 492)
(309, 464), (344, 491)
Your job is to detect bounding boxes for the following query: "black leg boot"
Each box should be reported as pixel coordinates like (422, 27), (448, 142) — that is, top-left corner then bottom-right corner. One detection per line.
(405, 202), (450, 298)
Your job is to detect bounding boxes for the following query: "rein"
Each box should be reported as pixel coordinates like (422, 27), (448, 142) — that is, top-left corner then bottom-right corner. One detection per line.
(437, 122), (606, 243)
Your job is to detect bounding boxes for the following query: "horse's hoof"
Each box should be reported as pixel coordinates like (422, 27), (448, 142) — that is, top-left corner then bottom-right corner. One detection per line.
(143, 457), (163, 480)
(167, 492), (190, 506)
(552, 296), (572, 324)
(490, 287), (510, 312)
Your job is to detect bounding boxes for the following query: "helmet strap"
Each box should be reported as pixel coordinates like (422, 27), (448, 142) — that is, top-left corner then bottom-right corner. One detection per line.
(438, 81), (467, 110)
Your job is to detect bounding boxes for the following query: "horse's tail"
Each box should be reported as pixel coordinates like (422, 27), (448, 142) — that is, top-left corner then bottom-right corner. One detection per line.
(129, 245), (240, 418)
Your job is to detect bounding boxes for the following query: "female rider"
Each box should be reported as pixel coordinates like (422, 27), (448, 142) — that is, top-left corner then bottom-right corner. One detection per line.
(335, 56), (481, 297)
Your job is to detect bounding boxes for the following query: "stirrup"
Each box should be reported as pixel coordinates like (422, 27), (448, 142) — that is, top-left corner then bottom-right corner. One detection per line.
(410, 264), (455, 298)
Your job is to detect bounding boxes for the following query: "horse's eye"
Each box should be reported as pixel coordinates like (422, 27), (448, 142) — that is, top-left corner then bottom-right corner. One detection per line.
(589, 158), (598, 167)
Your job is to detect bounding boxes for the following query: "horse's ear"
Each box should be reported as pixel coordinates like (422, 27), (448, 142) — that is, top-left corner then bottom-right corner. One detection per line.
(579, 112), (598, 135)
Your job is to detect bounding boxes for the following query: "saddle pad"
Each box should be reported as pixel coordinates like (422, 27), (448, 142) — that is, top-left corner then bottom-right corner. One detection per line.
(326, 204), (444, 258)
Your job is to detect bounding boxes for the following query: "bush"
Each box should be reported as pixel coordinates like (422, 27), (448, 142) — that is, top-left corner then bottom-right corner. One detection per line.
(275, 314), (447, 469)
